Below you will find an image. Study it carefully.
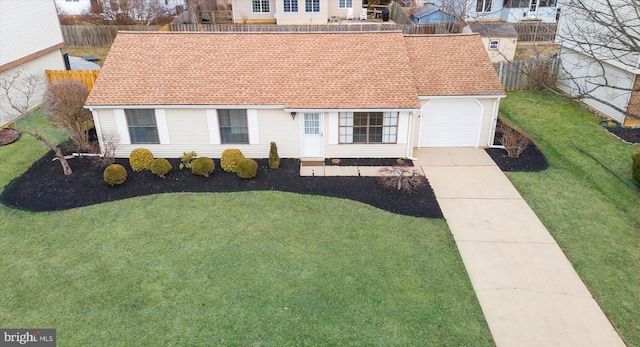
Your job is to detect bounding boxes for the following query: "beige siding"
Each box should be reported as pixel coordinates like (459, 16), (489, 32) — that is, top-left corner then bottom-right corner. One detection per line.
(233, 0), (277, 23)
(327, 1), (362, 19)
(0, 51), (66, 126)
(96, 108), (301, 158)
(0, 0), (64, 67)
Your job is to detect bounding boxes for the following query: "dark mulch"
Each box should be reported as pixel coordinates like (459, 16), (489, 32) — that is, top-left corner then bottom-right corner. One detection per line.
(604, 126), (640, 144)
(325, 158), (413, 166)
(0, 153), (443, 218)
(486, 119), (549, 172)
(0, 128), (20, 146)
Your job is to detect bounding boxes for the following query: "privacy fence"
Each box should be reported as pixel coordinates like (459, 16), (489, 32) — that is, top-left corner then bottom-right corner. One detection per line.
(168, 23), (458, 34)
(45, 70), (100, 91)
(512, 22), (557, 42)
(494, 57), (560, 91)
(61, 25), (161, 47)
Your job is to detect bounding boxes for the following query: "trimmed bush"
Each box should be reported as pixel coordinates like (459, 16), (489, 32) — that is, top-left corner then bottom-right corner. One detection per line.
(190, 157), (214, 177)
(220, 148), (245, 172)
(179, 151), (197, 170)
(269, 141), (280, 169)
(633, 150), (640, 186)
(150, 158), (172, 178)
(103, 164), (127, 186)
(129, 148), (154, 171)
(236, 158), (258, 179)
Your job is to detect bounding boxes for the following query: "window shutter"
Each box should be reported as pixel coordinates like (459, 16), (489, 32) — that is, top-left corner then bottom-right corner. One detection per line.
(114, 109), (131, 144)
(206, 110), (221, 144)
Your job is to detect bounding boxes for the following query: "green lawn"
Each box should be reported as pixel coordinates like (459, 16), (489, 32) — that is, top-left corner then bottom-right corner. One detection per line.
(500, 90), (640, 346)
(0, 111), (493, 346)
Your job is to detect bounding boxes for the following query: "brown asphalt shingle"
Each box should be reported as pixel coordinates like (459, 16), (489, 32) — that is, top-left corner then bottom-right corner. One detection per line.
(86, 31), (504, 108)
(404, 34), (505, 96)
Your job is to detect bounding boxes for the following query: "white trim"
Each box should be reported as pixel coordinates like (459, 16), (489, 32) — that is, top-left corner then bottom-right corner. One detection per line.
(206, 109), (221, 145)
(92, 109), (105, 154)
(86, 104), (285, 110)
(418, 95), (505, 100)
(397, 111), (409, 144)
(155, 109), (170, 144)
(114, 109), (131, 144)
(327, 111), (339, 145)
(286, 108), (418, 113)
(488, 98), (500, 146)
(247, 109), (259, 145)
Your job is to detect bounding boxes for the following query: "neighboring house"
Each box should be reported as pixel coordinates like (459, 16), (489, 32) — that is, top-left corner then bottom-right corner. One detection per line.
(231, 0), (363, 24)
(0, 0), (66, 126)
(463, 22), (518, 62)
(85, 31), (504, 159)
(411, 4), (455, 24)
(429, 0), (560, 23)
(556, 0), (639, 126)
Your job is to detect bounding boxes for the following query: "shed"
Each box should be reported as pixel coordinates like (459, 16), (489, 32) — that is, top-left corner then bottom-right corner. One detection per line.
(464, 22), (519, 63)
(411, 4), (455, 24)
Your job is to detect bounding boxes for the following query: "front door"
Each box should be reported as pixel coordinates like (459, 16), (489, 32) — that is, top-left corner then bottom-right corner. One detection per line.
(301, 112), (323, 157)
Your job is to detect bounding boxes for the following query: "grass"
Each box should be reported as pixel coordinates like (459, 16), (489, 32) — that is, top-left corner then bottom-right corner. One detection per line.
(500, 90), (640, 346)
(0, 112), (493, 345)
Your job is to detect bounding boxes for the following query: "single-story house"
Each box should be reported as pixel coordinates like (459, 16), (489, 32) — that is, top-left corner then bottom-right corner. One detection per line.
(463, 22), (518, 63)
(411, 4), (455, 24)
(85, 31), (505, 159)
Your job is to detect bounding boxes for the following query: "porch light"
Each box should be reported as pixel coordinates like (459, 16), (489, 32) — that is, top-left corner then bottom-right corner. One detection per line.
(291, 112), (297, 120)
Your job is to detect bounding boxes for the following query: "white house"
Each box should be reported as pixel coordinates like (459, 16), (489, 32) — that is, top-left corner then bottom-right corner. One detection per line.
(429, 0), (560, 23)
(85, 31), (505, 159)
(556, 0), (640, 126)
(0, 0), (66, 126)
(231, 0), (365, 24)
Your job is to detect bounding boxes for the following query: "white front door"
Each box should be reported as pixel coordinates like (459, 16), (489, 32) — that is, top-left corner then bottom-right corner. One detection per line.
(301, 112), (323, 157)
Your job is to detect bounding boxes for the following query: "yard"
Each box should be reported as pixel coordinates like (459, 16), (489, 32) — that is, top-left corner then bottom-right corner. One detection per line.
(0, 112), (492, 345)
(499, 90), (640, 346)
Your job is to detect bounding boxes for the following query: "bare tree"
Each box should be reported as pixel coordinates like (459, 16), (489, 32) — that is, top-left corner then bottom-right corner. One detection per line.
(91, 0), (171, 25)
(556, 0), (640, 121)
(0, 70), (73, 175)
(42, 79), (94, 152)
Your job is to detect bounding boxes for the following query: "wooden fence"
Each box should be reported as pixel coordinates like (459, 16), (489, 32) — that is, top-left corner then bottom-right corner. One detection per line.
(61, 25), (162, 47)
(494, 57), (560, 91)
(45, 70), (100, 91)
(169, 23), (457, 34)
(512, 22), (557, 42)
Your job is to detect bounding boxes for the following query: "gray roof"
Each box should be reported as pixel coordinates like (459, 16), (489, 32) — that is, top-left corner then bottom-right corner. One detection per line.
(412, 4), (451, 18)
(467, 22), (518, 37)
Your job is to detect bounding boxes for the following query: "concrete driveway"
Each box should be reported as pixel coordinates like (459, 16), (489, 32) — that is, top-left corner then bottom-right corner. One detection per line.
(414, 148), (624, 347)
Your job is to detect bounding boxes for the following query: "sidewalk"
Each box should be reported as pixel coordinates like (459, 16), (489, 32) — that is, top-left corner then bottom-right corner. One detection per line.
(416, 148), (624, 346)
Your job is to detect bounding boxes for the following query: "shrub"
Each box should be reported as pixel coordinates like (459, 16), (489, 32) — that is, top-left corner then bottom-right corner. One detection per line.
(190, 157), (214, 177)
(269, 141), (280, 169)
(103, 164), (127, 186)
(179, 151), (197, 170)
(236, 158), (258, 179)
(129, 148), (154, 171)
(150, 158), (172, 178)
(633, 150), (640, 186)
(377, 166), (426, 192)
(220, 148), (245, 172)
(498, 121), (530, 158)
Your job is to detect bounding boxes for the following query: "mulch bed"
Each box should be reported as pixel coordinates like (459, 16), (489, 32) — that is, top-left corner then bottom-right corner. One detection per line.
(486, 119), (549, 172)
(604, 126), (640, 144)
(0, 153), (443, 218)
(0, 128), (20, 146)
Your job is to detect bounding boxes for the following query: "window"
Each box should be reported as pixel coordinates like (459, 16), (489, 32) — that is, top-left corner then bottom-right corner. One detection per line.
(503, 0), (527, 8)
(66, 0), (79, 2)
(218, 109), (248, 144)
(252, 0), (270, 13)
(489, 39), (499, 50)
(339, 112), (397, 144)
(476, 0), (491, 12)
(305, 0), (319, 12)
(339, 0), (352, 9)
(284, 0), (298, 12)
(125, 109), (159, 144)
(538, 0), (556, 7)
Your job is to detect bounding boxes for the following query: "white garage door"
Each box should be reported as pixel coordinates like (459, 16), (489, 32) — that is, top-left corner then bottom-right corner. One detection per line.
(419, 99), (483, 147)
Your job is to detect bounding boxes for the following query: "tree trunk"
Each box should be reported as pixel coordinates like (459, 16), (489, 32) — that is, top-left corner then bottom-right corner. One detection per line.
(22, 130), (73, 175)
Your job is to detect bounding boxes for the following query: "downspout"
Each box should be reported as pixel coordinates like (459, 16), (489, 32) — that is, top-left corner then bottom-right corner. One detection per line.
(487, 98), (506, 149)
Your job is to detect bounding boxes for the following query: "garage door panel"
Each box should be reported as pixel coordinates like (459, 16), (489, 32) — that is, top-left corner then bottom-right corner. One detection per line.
(419, 100), (482, 147)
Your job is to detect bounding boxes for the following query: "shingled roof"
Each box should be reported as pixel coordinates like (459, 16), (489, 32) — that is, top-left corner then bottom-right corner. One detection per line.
(86, 31), (504, 108)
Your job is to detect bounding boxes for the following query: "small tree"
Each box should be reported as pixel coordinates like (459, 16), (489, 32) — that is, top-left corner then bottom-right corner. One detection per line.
(497, 121), (530, 158)
(0, 70), (72, 175)
(377, 166), (426, 192)
(269, 141), (280, 169)
(42, 79), (94, 152)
